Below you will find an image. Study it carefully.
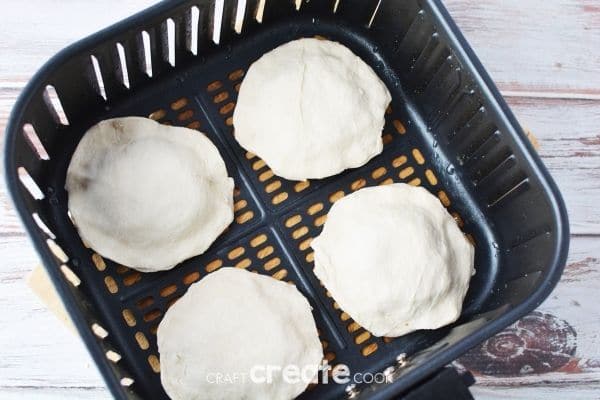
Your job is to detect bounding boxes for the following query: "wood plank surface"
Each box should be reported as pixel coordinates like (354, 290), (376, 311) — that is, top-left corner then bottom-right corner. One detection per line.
(506, 97), (600, 234)
(1, 0), (599, 399)
(445, 0), (600, 98)
(472, 384), (600, 400)
(0, 0), (153, 84)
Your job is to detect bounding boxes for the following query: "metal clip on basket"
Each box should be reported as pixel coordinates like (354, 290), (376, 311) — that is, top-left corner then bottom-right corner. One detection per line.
(4, 0), (569, 399)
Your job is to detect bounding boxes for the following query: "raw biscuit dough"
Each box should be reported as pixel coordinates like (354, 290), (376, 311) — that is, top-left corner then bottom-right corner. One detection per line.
(66, 117), (234, 272)
(233, 38), (392, 181)
(311, 183), (475, 337)
(157, 267), (323, 400)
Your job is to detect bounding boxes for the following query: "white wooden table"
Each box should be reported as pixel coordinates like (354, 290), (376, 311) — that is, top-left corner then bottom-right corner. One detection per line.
(1, 1), (599, 399)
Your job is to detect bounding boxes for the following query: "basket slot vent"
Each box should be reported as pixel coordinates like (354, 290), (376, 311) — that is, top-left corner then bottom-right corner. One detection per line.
(457, 128), (500, 166)
(47, 239), (69, 263)
(367, 0), (382, 28)
(148, 354), (160, 373)
(498, 271), (543, 306)
(17, 96), (65, 166)
(193, 3), (212, 52)
(60, 264), (81, 287)
(136, 296), (154, 310)
(211, 0), (224, 44)
(43, 85), (69, 125)
(106, 350), (122, 363)
(89, 55), (107, 100)
(146, 26), (170, 77)
(368, 0), (422, 42)
(17, 166), (44, 200)
(462, 130), (503, 170)
(429, 88), (475, 135)
(181, 13), (198, 60)
(189, 7), (200, 55)
(91, 323), (109, 339)
(448, 106), (487, 144)
(503, 229), (551, 279)
(420, 56), (452, 99)
(140, 31), (153, 77)
(469, 145), (511, 185)
(510, 226), (551, 251)
(165, 18), (176, 66)
(503, 227), (553, 279)
(99, 46), (130, 99)
(219, 0), (239, 39)
(333, 0), (340, 13)
(32, 212), (56, 239)
(22, 123), (49, 160)
(487, 176), (529, 208)
(115, 43), (131, 89)
(120, 38), (146, 89)
(336, 0), (382, 26)
(421, 58), (462, 120)
(409, 33), (447, 84)
(397, 10), (431, 65)
(241, 0), (261, 29)
(174, 13), (193, 65)
(120, 377), (135, 387)
(474, 154), (516, 187)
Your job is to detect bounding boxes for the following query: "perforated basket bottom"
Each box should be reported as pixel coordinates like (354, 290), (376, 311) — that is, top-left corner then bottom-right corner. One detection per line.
(44, 21), (497, 399)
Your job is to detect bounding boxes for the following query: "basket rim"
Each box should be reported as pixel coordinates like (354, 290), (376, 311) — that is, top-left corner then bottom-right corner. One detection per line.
(3, 0), (570, 398)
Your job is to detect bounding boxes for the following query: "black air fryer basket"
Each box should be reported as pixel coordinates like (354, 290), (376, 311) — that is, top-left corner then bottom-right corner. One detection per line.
(4, 0), (569, 399)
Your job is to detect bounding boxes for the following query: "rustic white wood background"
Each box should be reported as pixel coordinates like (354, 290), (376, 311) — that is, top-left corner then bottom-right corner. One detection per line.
(1, 0), (599, 399)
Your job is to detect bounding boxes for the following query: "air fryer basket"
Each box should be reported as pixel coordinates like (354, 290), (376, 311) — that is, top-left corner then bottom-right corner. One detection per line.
(4, 0), (569, 399)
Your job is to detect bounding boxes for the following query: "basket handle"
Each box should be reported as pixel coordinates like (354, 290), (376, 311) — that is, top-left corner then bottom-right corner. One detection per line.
(399, 367), (475, 400)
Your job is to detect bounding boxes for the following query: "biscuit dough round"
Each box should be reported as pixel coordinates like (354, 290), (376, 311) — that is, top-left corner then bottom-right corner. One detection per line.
(311, 184), (475, 337)
(66, 117), (234, 272)
(157, 267), (323, 400)
(233, 38), (392, 181)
